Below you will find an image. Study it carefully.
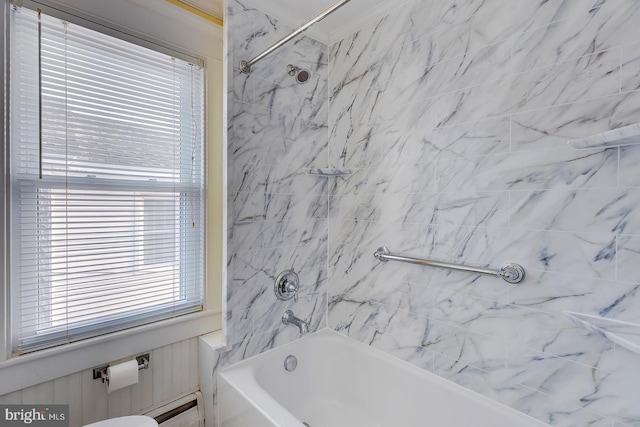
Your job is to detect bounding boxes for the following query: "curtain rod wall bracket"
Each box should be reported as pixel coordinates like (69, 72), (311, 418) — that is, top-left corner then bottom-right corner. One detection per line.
(239, 60), (251, 74)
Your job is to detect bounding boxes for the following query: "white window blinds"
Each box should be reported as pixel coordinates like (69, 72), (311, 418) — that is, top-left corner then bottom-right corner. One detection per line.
(9, 6), (205, 354)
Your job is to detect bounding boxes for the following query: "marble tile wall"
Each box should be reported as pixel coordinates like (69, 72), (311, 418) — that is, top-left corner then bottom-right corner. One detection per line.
(328, 0), (640, 426)
(224, 0), (329, 356)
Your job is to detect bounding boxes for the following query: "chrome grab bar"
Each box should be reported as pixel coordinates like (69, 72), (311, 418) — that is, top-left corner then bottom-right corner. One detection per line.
(373, 247), (525, 284)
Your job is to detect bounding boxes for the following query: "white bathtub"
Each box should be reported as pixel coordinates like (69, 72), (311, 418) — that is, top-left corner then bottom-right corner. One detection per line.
(218, 329), (549, 427)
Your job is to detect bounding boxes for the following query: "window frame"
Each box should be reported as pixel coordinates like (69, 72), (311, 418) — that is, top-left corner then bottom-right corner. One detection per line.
(0, 0), (224, 395)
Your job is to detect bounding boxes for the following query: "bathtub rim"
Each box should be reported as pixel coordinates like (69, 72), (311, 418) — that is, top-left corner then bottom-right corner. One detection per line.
(218, 328), (550, 427)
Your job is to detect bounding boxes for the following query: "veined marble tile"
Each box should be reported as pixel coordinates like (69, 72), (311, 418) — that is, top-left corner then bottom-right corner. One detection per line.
(617, 235), (640, 285)
(327, 249), (437, 309)
(506, 347), (613, 416)
(432, 80), (510, 128)
(619, 145), (640, 187)
(330, 187), (508, 229)
(331, 266), (434, 319)
(511, 0), (640, 73)
(328, 191), (408, 223)
(432, 360), (613, 427)
(254, 218), (327, 251)
(585, 347), (640, 424)
(423, 320), (508, 374)
(431, 224), (500, 262)
(226, 307), (253, 348)
(230, 68), (254, 104)
(430, 224), (616, 281)
(340, 300), (434, 351)
(435, 146), (618, 193)
(240, 320), (324, 358)
(250, 51), (328, 125)
(243, 2), (294, 61)
(390, 38), (513, 111)
(328, 27), (398, 83)
(433, 47), (621, 128)
(420, 266), (512, 304)
(508, 269), (640, 322)
(509, 188), (640, 235)
(621, 40), (640, 93)
(511, 91), (640, 152)
(252, 238), (328, 279)
(328, 220), (435, 263)
(228, 221), (264, 255)
(328, 0), (439, 79)
(457, 301), (616, 370)
(328, 63), (441, 153)
(328, 73), (395, 153)
(372, 32), (438, 96)
(435, 0), (538, 61)
(508, 388), (613, 427)
(230, 102), (327, 152)
(351, 190), (510, 228)
(425, 112), (510, 160)
(496, 228), (617, 280)
(232, 163), (328, 196)
(227, 0), (640, 423)
(251, 239), (329, 278)
(230, 102), (327, 146)
(334, 161), (437, 197)
(253, 289), (327, 337)
(506, 48), (622, 114)
(226, 0), (263, 57)
(436, 0), (505, 30)
(433, 291), (503, 328)
(230, 130), (327, 190)
(329, 133), (419, 171)
(233, 192), (328, 224)
(329, 299), (405, 338)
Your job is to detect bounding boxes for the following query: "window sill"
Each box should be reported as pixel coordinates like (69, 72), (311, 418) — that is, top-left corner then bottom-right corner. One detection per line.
(0, 309), (222, 396)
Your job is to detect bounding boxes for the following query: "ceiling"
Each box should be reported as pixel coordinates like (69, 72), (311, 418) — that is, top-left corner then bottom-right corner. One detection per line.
(180, 0), (224, 21)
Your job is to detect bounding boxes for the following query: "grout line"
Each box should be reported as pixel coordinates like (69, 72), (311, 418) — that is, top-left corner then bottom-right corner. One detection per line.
(617, 146), (621, 188)
(619, 46), (623, 93)
(615, 234), (619, 282)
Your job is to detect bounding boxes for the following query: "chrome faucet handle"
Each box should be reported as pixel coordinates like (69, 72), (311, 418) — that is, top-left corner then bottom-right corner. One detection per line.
(274, 270), (300, 301)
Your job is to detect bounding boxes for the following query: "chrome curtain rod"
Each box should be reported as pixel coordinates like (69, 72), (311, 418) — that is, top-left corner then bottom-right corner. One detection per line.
(239, 0), (352, 74)
(373, 247), (526, 284)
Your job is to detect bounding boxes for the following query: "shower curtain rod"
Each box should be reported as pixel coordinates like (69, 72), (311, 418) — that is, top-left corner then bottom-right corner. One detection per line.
(239, 0), (352, 74)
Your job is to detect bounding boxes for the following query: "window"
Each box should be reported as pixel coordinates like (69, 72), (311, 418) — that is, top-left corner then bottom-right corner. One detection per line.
(9, 6), (205, 354)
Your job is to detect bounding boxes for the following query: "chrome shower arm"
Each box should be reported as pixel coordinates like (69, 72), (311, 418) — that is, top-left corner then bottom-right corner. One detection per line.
(239, 0), (352, 73)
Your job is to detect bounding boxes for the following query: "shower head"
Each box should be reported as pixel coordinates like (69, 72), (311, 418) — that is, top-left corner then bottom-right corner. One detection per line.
(287, 64), (311, 84)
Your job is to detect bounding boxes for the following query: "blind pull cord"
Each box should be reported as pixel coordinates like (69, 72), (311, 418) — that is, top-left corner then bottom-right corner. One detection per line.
(37, 8), (42, 179)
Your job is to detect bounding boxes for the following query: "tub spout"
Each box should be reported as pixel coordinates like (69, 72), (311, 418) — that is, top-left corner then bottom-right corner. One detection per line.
(282, 310), (309, 334)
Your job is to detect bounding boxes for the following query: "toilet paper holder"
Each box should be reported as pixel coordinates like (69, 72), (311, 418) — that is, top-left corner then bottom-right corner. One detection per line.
(92, 353), (150, 384)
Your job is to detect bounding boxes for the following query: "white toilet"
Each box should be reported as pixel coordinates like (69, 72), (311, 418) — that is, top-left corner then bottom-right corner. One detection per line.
(83, 416), (158, 427)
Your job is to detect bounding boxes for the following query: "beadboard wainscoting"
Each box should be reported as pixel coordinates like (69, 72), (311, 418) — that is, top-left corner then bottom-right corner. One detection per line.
(0, 338), (199, 427)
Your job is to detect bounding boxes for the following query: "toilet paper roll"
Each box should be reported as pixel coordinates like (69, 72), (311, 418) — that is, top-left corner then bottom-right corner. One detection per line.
(106, 360), (139, 394)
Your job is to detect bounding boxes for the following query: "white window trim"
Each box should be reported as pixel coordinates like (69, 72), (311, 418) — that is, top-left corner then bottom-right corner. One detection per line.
(0, 0), (225, 395)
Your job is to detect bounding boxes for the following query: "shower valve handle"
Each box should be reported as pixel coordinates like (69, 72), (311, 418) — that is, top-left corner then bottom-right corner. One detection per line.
(274, 270), (300, 302)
